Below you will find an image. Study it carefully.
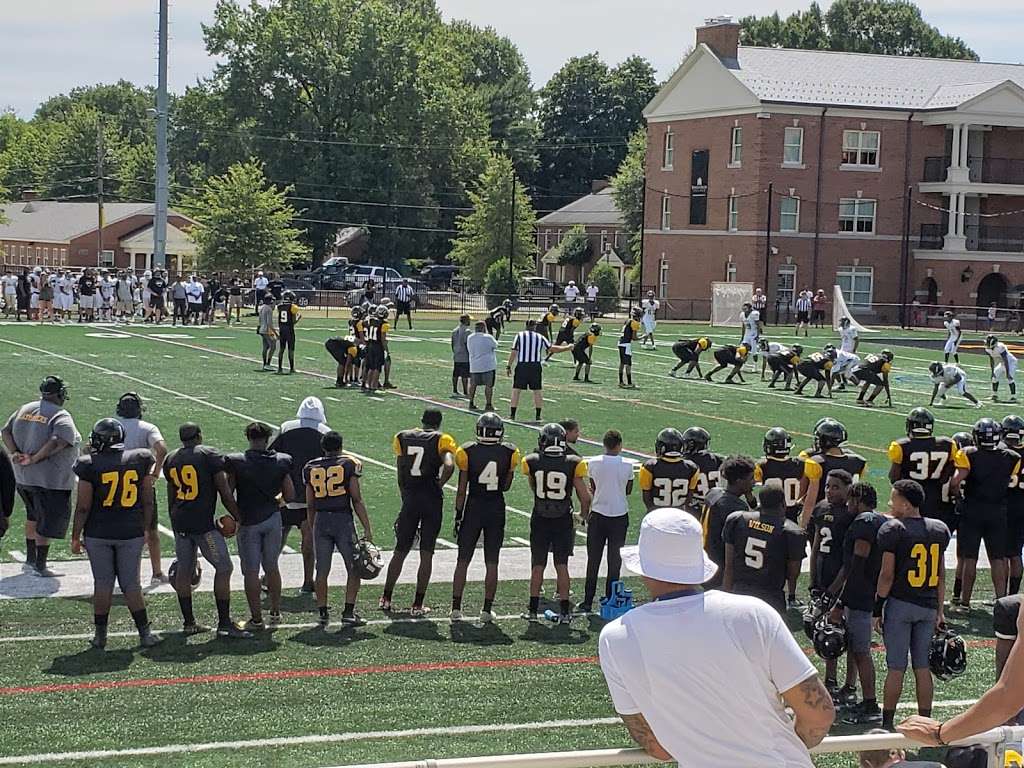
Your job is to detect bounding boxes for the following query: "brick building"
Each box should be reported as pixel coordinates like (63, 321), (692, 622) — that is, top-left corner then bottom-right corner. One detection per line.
(1, 198), (196, 273)
(643, 17), (1024, 320)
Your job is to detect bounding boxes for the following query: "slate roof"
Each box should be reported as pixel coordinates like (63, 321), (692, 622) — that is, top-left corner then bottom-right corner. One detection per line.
(537, 187), (623, 226)
(0, 201), (163, 242)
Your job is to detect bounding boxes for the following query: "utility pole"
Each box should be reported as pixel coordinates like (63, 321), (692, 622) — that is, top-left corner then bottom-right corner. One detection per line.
(635, 175), (646, 312)
(762, 182), (774, 299)
(153, 0), (170, 271)
(508, 172), (516, 300)
(899, 184), (912, 328)
(97, 118), (105, 267)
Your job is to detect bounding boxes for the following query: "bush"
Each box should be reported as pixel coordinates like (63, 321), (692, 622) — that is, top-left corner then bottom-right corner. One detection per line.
(588, 263), (620, 314)
(484, 258), (520, 308)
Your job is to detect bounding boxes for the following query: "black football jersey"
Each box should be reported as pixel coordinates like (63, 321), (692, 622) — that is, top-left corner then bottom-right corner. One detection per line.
(811, 500), (855, 589)
(365, 317), (388, 345)
(840, 510), (886, 610)
(619, 318), (640, 344)
(393, 429), (457, 498)
(877, 516), (950, 609)
(723, 510), (806, 597)
(756, 456), (819, 517)
(559, 317), (579, 335)
(799, 353), (833, 376)
(79, 276), (96, 295)
(73, 448), (155, 540)
(456, 441), (520, 507)
(303, 454), (362, 514)
(1007, 445), (1024, 515)
(957, 446), (1020, 508)
(994, 594), (1023, 639)
(714, 346), (744, 365)
(277, 301), (298, 329)
(676, 339), (701, 356)
(810, 451), (867, 503)
(522, 452), (586, 518)
(163, 445), (226, 535)
(889, 436), (956, 518)
(270, 424), (330, 501)
(639, 457), (700, 510)
(857, 353), (891, 376)
(489, 306), (509, 323)
(688, 450), (723, 501)
(226, 449), (293, 526)
(702, 488), (749, 587)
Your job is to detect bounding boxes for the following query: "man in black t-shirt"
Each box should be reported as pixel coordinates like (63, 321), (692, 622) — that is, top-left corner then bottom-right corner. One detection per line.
(78, 268), (97, 323)
(701, 455), (755, 589)
(147, 270), (166, 324)
(266, 272), (285, 300)
(163, 422), (250, 638)
(876, 479), (950, 730)
(225, 422), (294, 629)
(227, 272), (244, 324)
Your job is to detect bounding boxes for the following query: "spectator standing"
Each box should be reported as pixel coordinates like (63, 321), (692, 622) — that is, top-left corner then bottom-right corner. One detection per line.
(360, 279), (377, 307)
(451, 314), (472, 398)
(813, 289), (828, 328)
(147, 269), (167, 324)
(171, 277), (188, 325)
(599, 507), (834, 767)
(795, 291), (812, 337)
(564, 280), (580, 310)
(585, 280), (600, 318)
(257, 295), (279, 371)
(267, 272), (285, 301)
(467, 320), (498, 411)
(228, 272), (244, 324)
(580, 429), (634, 613)
(38, 271), (53, 322)
(252, 270), (269, 303)
(1, 376), (82, 577)
(394, 279), (415, 329)
(1, 269), (17, 317)
(16, 268), (31, 321)
(989, 302), (999, 330)
(115, 271), (135, 322)
(186, 275), (204, 324)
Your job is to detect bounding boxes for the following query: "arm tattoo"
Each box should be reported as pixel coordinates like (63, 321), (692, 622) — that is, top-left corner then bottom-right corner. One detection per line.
(799, 677), (831, 710)
(621, 713), (666, 757)
(794, 677), (835, 747)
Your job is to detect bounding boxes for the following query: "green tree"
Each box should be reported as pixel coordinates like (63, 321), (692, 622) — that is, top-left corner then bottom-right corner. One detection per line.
(36, 81), (156, 146)
(740, 0), (976, 59)
(556, 224), (591, 283)
(611, 128), (645, 264)
(183, 159), (306, 274)
(483, 258), (521, 307)
(587, 262), (620, 314)
(451, 153), (536, 287)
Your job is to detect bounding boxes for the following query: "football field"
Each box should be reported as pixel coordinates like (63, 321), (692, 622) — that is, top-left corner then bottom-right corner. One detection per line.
(0, 313), (1018, 767)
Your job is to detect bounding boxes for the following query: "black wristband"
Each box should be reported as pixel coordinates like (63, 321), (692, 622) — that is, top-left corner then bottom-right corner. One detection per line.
(873, 596), (887, 618)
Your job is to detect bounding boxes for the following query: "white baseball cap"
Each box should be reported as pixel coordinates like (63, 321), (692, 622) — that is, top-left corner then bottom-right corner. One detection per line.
(621, 508), (717, 584)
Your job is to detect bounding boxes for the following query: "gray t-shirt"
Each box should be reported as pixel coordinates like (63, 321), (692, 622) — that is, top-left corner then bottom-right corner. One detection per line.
(467, 331), (498, 373)
(118, 418), (164, 452)
(451, 325), (471, 363)
(258, 304), (277, 335)
(172, 282), (188, 300)
(4, 400), (81, 490)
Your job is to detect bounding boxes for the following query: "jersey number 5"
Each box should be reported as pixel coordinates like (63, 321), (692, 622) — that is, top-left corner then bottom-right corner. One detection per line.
(744, 537), (767, 569)
(100, 470), (139, 508)
(535, 470), (568, 500)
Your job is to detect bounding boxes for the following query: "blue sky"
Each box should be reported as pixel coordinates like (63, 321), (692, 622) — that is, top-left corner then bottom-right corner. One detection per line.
(1, 0), (1020, 118)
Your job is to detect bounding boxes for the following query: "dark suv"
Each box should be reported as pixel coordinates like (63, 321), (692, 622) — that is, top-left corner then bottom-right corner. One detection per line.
(420, 264), (461, 289)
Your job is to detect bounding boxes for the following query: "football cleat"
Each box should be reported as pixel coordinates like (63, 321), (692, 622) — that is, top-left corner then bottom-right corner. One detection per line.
(450, 609), (464, 622)
(216, 623), (254, 639)
(340, 613), (366, 628)
(906, 407), (935, 438)
(929, 629), (967, 681)
(479, 609), (495, 624)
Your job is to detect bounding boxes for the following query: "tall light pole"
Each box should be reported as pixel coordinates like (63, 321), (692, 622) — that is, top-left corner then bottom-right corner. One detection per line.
(153, 0), (170, 271)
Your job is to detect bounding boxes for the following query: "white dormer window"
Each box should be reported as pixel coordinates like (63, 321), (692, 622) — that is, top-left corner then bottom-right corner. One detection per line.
(663, 128), (675, 170)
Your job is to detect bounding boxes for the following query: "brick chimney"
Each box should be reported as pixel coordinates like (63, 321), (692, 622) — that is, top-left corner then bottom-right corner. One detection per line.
(696, 16), (740, 62)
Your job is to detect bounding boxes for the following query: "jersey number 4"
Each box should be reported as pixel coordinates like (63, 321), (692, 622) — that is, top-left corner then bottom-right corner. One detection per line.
(908, 451), (949, 481)
(478, 461), (500, 492)
(651, 477), (689, 507)
(100, 470), (139, 508)
(535, 470), (568, 500)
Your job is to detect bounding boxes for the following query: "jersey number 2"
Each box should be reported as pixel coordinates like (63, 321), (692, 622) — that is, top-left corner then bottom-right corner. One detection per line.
(652, 478), (688, 507)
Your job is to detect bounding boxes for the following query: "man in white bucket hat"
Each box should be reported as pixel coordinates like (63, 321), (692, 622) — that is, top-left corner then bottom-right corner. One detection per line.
(598, 507), (834, 767)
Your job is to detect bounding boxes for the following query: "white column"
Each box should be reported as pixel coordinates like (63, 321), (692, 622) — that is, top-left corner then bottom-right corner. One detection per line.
(950, 124), (962, 168)
(957, 193), (968, 237)
(947, 193), (959, 238)
(960, 123), (970, 168)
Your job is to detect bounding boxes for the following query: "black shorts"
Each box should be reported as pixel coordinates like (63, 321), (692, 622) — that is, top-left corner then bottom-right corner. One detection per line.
(17, 485), (72, 539)
(145, 487), (159, 531)
(1007, 506), (1024, 558)
(325, 337), (355, 365)
(796, 310), (810, 323)
(797, 363), (825, 381)
(279, 326), (296, 347)
(530, 513), (574, 567)
(281, 506), (307, 528)
(513, 362), (542, 391)
(768, 356), (792, 373)
(457, 501), (505, 564)
(396, 301), (412, 317)
(149, 294), (165, 309)
(935, 506), (959, 536)
(959, 505), (1008, 559)
(852, 368), (882, 386)
(672, 343), (696, 363)
(394, 493), (443, 554)
(453, 361), (470, 378)
(618, 346), (632, 365)
(813, 309), (826, 321)
(555, 329), (574, 346)
(572, 348), (591, 365)
(364, 344), (386, 371)
(485, 317), (501, 335)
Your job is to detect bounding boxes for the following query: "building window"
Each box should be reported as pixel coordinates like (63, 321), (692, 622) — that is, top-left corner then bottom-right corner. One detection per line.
(837, 265), (874, 307)
(60, 248), (67, 265)
(777, 264), (797, 308)
(100, 250), (115, 267)
(839, 198), (877, 234)
(661, 195), (671, 230)
(727, 196), (739, 231)
(783, 127), (804, 165)
(600, 230), (608, 253)
(730, 127), (742, 165)
(780, 197), (800, 232)
(659, 259), (669, 299)
(663, 129), (674, 170)
(842, 130), (880, 166)
(726, 262), (737, 282)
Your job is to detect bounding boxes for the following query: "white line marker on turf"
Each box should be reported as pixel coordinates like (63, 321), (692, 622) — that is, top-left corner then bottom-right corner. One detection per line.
(10, 352), (21, 357)
(87, 396), (101, 402)
(663, 399), (680, 404)
(701, 399), (719, 405)
(303, 357), (317, 361)
(325, 396), (341, 402)
(742, 400), (760, 406)
(87, 353), (98, 358)
(162, 355), (174, 359)
(435, 537), (458, 550)
(581, 398), (598, 403)
(233, 396), (248, 402)
(9, 551), (26, 563)
(511, 536), (531, 547)
(280, 396), (293, 402)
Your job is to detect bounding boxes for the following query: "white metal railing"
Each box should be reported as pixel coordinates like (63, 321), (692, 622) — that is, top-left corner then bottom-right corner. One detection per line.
(324, 725), (1024, 768)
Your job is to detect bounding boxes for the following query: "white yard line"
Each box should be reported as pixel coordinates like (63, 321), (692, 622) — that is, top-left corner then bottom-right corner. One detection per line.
(510, 536), (531, 547)
(9, 551), (26, 563)
(156, 524), (176, 540)
(434, 537), (459, 550)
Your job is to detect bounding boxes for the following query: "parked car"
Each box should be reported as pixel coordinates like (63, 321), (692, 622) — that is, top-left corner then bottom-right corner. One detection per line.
(345, 278), (428, 309)
(342, 264), (404, 290)
(279, 277), (317, 307)
(419, 264), (461, 289)
(520, 276), (562, 299)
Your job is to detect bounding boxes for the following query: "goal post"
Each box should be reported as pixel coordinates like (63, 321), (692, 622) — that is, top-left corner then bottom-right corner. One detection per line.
(832, 284), (877, 333)
(711, 282), (753, 327)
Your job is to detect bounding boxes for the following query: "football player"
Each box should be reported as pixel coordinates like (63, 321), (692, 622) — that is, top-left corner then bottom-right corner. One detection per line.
(1001, 415), (1024, 597)
(363, 305), (390, 392)
(638, 428), (700, 513)
(485, 299), (513, 339)
(572, 323), (601, 383)
(793, 347), (836, 398)
(639, 290), (659, 349)
(927, 361), (981, 408)
(722, 485), (806, 615)
(536, 304), (559, 341)
(548, 307), (584, 362)
(276, 291), (301, 374)
(739, 301), (761, 356)
(521, 423), (591, 623)
(451, 413), (519, 623)
(381, 409), (457, 615)
(325, 335), (359, 389)
(949, 431), (973, 607)
(163, 422), (250, 638)
(985, 334), (1018, 402)
(950, 417), (1020, 609)
(682, 426), (723, 503)
(875, 479), (950, 730)
(830, 347), (861, 392)
(701, 455), (755, 590)
(943, 311), (962, 364)
(70, 419), (162, 649)
(838, 317), (859, 355)
(305, 430), (371, 628)
(703, 343), (750, 384)
(617, 306), (643, 388)
(993, 593), (1023, 679)
(764, 343), (802, 389)
(668, 337), (710, 378)
(850, 349), (894, 407)
(800, 419), (867, 527)
(756, 427), (822, 524)
(887, 408), (957, 524)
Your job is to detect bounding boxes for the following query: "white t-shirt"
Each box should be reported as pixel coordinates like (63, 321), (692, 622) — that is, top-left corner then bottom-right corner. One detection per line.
(1, 276), (17, 294)
(186, 282), (204, 304)
(643, 299), (660, 318)
(989, 306), (998, 320)
(839, 326), (858, 353)
(467, 331), (498, 374)
(117, 418), (164, 453)
(586, 454), (633, 518)
(599, 590), (816, 768)
(253, 276), (269, 290)
(585, 284), (599, 300)
(564, 285), (580, 301)
(742, 310), (760, 336)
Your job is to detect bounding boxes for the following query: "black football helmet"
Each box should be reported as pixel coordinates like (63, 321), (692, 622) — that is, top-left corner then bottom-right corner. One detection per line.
(655, 428), (685, 459)
(351, 306), (364, 320)
(790, 344), (803, 357)
(814, 419), (847, 451)
(813, 619), (848, 661)
(283, 290), (296, 301)
(763, 427), (792, 458)
(952, 431), (974, 450)
(758, 338), (770, 352)
(973, 417), (1002, 449)
(573, 307), (584, 319)
(929, 629), (967, 681)
(116, 392), (144, 419)
(1002, 415), (1024, 447)
(880, 349), (894, 363)
(167, 559), (202, 591)
(823, 346), (838, 362)
(548, 303), (560, 315)
(476, 412), (504, 444)
(839, 317), (851, 328)
(681, 426), (711, 455)
(375, 304), (390, 320)
(630, 306), (643, 321)
(906, 407), (935, 438)
(352, 538), (383, 580)
(90, 418), (125, 453)
(538, 423), (567, 455)
(986, 334), (999, 349)
(589, 323), (602, 336)
(943, 310), (953, 321)
(928, 361), (944, 377)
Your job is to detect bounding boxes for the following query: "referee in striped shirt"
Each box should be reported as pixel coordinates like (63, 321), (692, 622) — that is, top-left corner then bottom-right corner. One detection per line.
(505, 320), (572, 422)
(795, 291), (812, 337)
(394, 279), (415, 329)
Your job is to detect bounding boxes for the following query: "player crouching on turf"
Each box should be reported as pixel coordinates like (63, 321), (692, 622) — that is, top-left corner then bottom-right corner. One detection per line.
(986, 333), (1018, 403)
(703, 342), (750, 384)
(794, 347), (837, 398)
(305, 430), (373, 628)
(928, 361), (982, 408)
(830, 345), (860, 392)
(522, 423), (591, 623)
(325, 334), (360, 389)
(451, 413), (520, 622)
(850, 349), (894, 407)
(71, 419), (162, 650)
(571, 323), (601, 383)
(669, 336), (710, 378)
(486, 298), (513, 339)
(763, 341), (802, 390)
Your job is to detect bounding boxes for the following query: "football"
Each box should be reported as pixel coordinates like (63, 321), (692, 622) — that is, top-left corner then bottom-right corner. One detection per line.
(216, 514), (238, 538)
